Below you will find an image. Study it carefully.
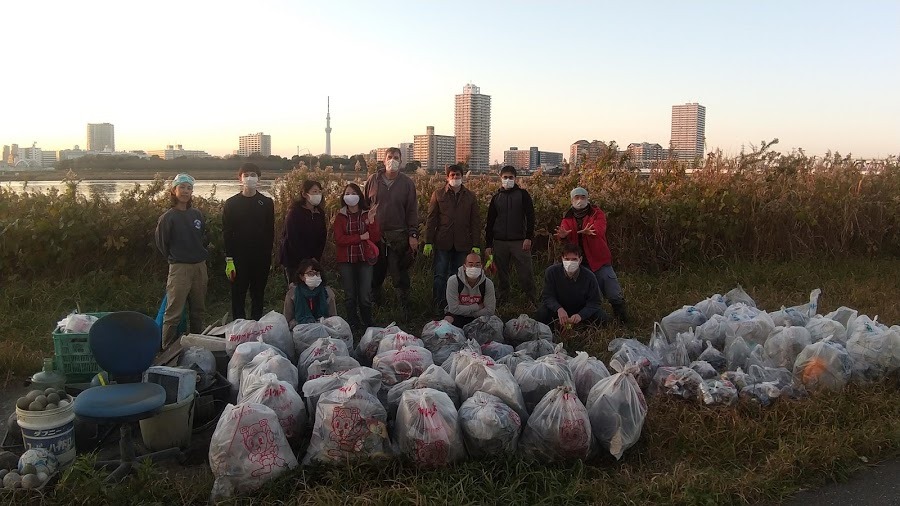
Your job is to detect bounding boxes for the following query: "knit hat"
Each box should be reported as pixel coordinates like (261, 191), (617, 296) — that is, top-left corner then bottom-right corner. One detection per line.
(172, 173), (195, 188)
(570, 187), (588, 199)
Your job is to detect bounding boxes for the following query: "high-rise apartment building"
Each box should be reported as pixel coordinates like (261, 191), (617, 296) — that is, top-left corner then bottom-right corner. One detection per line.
(86, 123), (115, 152)
(670, 103), (706, 160)
(238, 132), (272, 157)
(413, 126), (456, 173)
(503, 146), (563, 172)
(569, 140), (612, 169)
(454, 84), (491, 173)
(399, 142), (414, 165)
(2, 145), (9, 165)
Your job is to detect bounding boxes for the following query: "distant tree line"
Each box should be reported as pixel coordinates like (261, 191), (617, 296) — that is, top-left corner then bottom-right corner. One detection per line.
(56, 153), (374, 174)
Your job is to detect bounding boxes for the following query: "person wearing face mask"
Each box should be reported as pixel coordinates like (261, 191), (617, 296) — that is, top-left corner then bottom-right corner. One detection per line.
(484, 166), (536, 305)
(535, 243), (607, 328)
(364, 147), (419, 317)
(444, 252), (496, 328)
(333, 183), (381, 330)
(280, 179), (327, 284)
(554, 187), (629, 324)
(222, 163), (275, 321)
(425, 164), (482, 315)
(283, 258), (337, 327)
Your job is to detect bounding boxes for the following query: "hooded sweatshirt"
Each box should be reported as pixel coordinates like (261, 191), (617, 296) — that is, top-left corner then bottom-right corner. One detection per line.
(445, 265), (497, 317)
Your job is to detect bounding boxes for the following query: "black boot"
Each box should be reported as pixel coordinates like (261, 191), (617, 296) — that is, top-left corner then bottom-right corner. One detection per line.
(360, 306), (374, 329)
(611, 302), (629, 325)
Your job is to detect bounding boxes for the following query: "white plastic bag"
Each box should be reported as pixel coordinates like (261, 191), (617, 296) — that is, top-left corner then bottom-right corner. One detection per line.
(297, 338), (350, 381)
(356, 324), (401, 365)
(514, 355), (576, 414)
(845, 316), (900, 381)
(322, 316), (354, 351)
(806, 316), (847, 344)
(209, 403), (298, 500)
(463, 315), (505, 345)
(227, 342), (286, 395)
(179, 346), (217, 390)
(304, 381), (390, 465)
(388, 364), (460, 417)
(608, 338), (661, 391)
(515, 338), (555, 359)
(455, 359), (528, 421)
(723, 304), (775, 347)
(377, 331), (424, 355)
(306, 354), (361, 381)
(420, 320), (467, 365)
(520, 386), (592, 461)
(694, 294), (727, 319)
(725, 336), (752, 372)
(724, 285), (756, 307)
(698, 341), (727, 371)
(239, 373), (307, 439)
(57, 312), (98, 334)
(695, 314), (729, 350)
(699, 379), (738, 406)
(395, 388), (466, 467)
(301, 366), (382, 416)
(568, 351), (611, 404)
(793, 338), (852, 392)
(239, 349), (298, 399)
(503, 314), (553, 345)
(764, 326), (812, 369)
(660, 306), (707, 342)
(256, 311), (294, 362)
(291, 322), (330, 358)
(496, 350), (535, 376)
(372, 346), (434, 387)
(481, 341), (514, 361)
(458, 391), (521, 457)
(586, 369), (647, 460)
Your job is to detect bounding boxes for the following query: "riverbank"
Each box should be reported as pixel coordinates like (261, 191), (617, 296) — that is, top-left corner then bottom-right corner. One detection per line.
(0, 167), (304, 182)
(2, 257), (899, 504)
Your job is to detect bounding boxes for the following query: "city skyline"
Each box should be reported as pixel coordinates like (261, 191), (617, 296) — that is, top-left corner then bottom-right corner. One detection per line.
(2, 1), (898, 162)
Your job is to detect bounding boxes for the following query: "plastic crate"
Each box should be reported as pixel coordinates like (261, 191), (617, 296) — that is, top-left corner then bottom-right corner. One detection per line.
(53, 312), (111, 382)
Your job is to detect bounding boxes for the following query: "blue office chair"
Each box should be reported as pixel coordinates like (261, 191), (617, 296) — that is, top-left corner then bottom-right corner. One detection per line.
(74, 311), (183, 481)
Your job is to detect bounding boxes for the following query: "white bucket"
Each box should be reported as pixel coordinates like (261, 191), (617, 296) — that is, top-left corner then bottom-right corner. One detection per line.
(16, 399), (76, 468)
(139, 393), (195, 451)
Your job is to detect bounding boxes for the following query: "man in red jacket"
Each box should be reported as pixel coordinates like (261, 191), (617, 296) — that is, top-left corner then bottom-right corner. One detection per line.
(554, 187), (629, 324)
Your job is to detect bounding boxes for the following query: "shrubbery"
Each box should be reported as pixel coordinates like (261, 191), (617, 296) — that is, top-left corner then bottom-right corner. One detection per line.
(2, 147), (899, 279)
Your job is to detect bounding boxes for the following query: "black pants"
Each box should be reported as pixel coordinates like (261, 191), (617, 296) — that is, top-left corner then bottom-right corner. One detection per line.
(372, 230), (412, 298)
(232, 256), (270, 321)
(445, 314), (476, 328)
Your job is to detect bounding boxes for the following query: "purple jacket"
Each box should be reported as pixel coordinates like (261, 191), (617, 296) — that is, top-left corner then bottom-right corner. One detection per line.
(279, 204), (327, 268)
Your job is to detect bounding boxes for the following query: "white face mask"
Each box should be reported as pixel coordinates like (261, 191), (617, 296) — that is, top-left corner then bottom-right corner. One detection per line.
(304, 275), (322, 289)
(562, 260), (580, 274)
(241, 175), (259, 190)
(465, 267), (482, 278)
(307, 194), (322, 206)
(385, 159), (400, 173)
(449, 178), (462, 188)
(572, 199), (588, 210)
(343, 194), (360, 207)
(501, 178), (515, 189)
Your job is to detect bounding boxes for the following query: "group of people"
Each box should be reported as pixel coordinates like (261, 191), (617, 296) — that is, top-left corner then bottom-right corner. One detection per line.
(154, 148), (629, 347)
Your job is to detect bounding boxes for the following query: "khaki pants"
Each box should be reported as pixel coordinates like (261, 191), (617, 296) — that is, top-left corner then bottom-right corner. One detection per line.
(162, 262), (208, 346)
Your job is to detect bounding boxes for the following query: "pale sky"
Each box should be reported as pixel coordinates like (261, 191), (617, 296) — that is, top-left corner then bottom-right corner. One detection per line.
(4, 1), (899, 161)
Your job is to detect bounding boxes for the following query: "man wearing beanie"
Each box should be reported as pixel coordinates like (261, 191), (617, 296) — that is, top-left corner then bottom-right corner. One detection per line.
(155, 173), (209, 347)
(223, 163), (275, 320)
(554, 186), (629, 324)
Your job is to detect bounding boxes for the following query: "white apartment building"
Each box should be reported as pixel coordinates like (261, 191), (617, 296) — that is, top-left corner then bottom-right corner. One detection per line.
(147, 145), (211, 160)
(413, 126), (456, 173)
(670, 103), (706, 160)
(86, 123), (115, 152)
(454, 84), (491, 172)
(238, 132), (272, 157)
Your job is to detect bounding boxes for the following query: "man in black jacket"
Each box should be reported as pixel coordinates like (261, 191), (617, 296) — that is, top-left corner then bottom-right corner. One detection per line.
(222, 162), (275, 320)
(536, 243), (608, 327)
(484, 166), (536, 304)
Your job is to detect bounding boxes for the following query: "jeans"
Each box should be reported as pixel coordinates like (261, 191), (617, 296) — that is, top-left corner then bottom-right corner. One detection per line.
(339, 262), (374, 327)
(592, 264), (624, 304)
(433, 248), (469, 309)
(231, 256), (270, 321)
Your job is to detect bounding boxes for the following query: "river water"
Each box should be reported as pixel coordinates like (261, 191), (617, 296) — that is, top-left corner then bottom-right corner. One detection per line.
(1, 180), (276, 202)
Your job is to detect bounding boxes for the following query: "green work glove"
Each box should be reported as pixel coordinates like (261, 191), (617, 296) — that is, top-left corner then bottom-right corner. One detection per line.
(471, 247), (481, 255)
(423, 244), (433, 256)
(484, 254), (496, 274)
(225, 257), (236, 282)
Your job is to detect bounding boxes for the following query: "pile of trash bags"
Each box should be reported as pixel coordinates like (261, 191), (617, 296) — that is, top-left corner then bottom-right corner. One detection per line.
(205, 291), (900, 499)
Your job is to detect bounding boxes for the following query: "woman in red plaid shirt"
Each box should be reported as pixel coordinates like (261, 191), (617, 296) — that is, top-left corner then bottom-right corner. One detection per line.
(333, 183), (382, 329)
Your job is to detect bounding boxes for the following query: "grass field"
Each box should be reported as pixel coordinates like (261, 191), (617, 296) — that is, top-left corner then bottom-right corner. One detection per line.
(1, 257), (899, 505)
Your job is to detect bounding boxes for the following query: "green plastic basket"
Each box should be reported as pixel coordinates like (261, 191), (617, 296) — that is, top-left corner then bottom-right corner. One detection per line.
(53, 312), (111, 382)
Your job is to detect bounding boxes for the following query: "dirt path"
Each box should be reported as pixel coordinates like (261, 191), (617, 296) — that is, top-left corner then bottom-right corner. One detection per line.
(783, 458), (900, 505)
